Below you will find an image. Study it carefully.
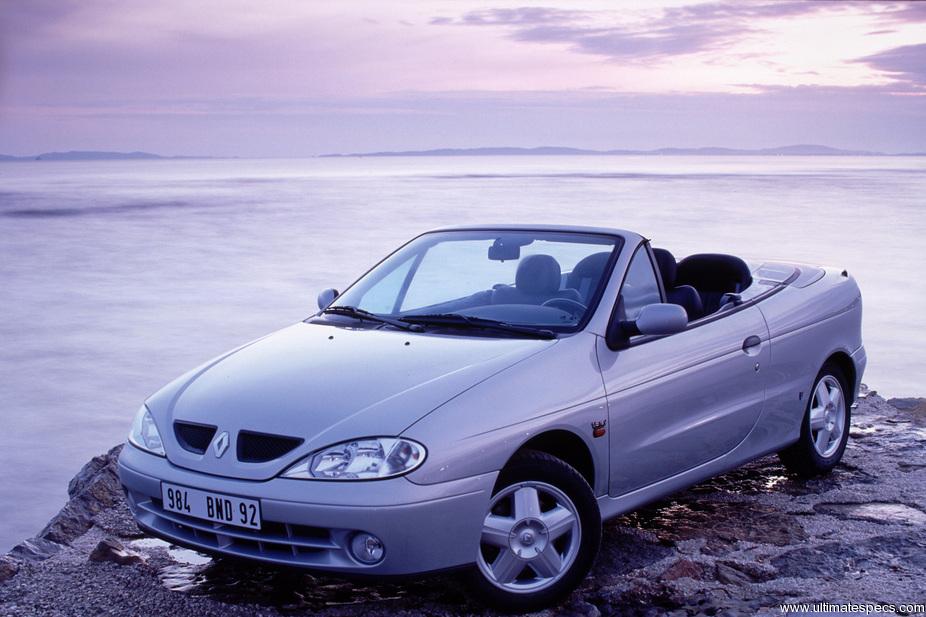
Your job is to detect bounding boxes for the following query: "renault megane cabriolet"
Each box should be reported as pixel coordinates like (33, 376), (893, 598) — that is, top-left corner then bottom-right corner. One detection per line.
(119, 225), (865, 611)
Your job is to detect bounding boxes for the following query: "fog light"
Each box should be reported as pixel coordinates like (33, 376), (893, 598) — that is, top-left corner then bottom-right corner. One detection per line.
(350, 532), (385, 564)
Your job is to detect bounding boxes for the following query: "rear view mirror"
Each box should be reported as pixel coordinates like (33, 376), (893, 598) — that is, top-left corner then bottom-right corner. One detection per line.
(635, 303), (688, 336)
(606, 302), (687, 350)
(488, 235), (534, 261)
(488, 239), (521, 261)
(317, 288), (339, 310)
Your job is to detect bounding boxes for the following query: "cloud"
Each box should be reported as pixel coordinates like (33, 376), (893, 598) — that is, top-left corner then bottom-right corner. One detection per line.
(662, 1), (822, 21)
(429, 3), (828, 61)
(511, 22), (745, 59)
(881, 1), (926, 23)
(0, 0), (82, 33)
(454, 7), (586, 26)
(431, 2), (926, 62)
(856, 44), (926, 88)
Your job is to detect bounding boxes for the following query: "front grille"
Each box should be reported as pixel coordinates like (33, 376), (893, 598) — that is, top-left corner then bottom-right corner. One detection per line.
(237, 430), (303, 463)
(174, 422), (217, 454)
(128, 494), (354, 567)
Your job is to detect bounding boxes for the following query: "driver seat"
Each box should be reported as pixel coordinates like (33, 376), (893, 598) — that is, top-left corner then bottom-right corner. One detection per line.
(491, 254), (582, 306)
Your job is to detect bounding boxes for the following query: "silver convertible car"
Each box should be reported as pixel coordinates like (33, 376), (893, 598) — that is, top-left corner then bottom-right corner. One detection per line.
(119, 225), (865, 611)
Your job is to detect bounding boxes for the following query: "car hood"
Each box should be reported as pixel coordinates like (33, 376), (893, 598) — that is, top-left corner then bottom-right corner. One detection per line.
(145, 322), (555, 480)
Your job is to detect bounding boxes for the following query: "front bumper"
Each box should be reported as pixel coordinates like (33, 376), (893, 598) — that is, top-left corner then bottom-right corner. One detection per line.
(118, 444), (496, 575)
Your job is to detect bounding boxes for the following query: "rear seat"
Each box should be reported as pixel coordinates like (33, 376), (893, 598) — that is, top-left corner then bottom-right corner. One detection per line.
(675, 253), (753, 315)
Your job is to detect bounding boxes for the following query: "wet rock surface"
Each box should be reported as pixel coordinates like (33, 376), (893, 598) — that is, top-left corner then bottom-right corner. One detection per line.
(2, 392), (925, 616)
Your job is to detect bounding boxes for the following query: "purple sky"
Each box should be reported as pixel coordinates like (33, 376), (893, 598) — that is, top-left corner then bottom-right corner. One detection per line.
(1, 0), (924, 156)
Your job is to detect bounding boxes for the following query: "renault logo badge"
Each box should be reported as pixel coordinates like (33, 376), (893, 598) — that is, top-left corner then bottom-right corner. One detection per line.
(213, 431), (230, 458)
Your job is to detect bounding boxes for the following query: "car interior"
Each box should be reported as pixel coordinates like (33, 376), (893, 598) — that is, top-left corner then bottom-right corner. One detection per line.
(660, 250), (753, 319)
(416, 247), (753, 326)
(481, 247), (753, 324)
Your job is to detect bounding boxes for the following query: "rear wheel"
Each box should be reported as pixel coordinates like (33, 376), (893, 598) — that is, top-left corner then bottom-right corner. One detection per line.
(779, 362), (851, 477)
(469, 450), (600, 613)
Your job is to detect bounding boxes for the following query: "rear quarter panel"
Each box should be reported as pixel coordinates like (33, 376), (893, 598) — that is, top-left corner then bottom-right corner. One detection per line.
(755, 267), (864, 450)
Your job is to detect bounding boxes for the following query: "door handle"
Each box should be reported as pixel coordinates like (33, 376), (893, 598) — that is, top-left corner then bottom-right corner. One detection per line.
(742, 335), (762, 353)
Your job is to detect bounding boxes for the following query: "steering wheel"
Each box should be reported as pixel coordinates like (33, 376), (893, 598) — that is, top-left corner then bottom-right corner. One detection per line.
(541, 297), (587, 318)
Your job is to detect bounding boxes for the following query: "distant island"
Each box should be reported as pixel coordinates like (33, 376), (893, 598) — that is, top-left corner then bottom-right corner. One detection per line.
(322, 144), (926, 158)
(3, 145), (924, 161)
(0, 151), (210, 162)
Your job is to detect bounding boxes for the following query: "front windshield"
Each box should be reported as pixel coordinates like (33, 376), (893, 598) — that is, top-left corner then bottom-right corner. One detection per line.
(330, 230), (622, 332)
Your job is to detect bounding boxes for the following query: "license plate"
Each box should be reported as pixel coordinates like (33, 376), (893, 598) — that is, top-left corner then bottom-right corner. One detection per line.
(161, 483), (262, 530)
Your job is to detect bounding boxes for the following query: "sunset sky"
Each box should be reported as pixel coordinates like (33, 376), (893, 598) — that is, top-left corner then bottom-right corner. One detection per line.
(1, 0), (924, 156)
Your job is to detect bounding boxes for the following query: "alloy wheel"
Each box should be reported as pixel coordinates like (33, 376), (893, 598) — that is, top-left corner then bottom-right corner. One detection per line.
(476, 481), (581, 593)
(809, 374), (846, 458)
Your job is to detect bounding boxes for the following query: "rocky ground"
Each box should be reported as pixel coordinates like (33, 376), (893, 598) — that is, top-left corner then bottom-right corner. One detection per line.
(1, 391), (924, 616)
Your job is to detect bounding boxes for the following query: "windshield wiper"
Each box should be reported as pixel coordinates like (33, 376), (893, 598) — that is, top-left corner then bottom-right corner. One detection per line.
(322, 306), (423, 332)
(400, 313), (555, 339)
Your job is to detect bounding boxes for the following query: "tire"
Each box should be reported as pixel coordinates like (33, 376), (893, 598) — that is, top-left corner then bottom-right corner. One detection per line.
(778, 361), (851, 478)
(469, 449), (601, 613)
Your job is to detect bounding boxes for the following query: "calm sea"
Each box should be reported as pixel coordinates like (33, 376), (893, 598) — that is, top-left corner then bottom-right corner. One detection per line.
(1, 155), (923, 551)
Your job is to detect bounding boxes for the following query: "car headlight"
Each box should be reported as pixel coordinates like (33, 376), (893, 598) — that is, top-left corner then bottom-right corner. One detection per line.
(128, 405), (166, 456)
(281, 437), (425, 480)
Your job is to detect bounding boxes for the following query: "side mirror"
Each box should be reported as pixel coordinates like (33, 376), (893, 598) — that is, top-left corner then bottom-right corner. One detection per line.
(606, 302), (687, 350)
(635, 303), (688, 336)
(317, 288), (339, 310)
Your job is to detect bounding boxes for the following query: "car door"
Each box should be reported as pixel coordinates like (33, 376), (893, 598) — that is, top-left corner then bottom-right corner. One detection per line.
(597, 244), (769, 495)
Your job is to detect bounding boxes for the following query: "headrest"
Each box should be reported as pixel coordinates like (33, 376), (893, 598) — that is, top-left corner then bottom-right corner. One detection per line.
(652, 248), (677, 288)
(566, 252), (611, 286)
(676, 253), (753, 292)
(516, 254), (562, 295)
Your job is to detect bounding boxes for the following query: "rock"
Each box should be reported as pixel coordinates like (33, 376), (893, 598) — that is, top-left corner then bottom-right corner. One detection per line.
(555, 599), (601, 617)
(886, 397), (926, 413)
(714, 560), (776, 584)
(0, 557), (18, 582)
(887, 398), (926, 426)
(91, 500), (143, 539)
(772, 532), (926, 582)
(596, 526), (675, 577)
(661, 558), (706, 581)
(88, 538), (145, 566)
(7, 537), (65, 561)
(68, 445), (121, 497)
(714, 562), (752, 585)
(814, 502), (926, 525)
(38, 444), (124, 547)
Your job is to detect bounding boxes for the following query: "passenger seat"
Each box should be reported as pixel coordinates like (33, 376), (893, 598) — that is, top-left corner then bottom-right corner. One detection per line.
(652, 248), (703, 321)
(565, 252), (611, 304)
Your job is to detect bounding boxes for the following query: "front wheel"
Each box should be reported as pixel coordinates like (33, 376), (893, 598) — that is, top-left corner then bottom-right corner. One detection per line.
(469, 450), (601, 613)
(778, 362), (851, 477)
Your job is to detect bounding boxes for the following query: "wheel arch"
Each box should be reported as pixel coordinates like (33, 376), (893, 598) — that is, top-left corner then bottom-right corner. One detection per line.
(824, 350), (856, 405)
(506, 430), (596, 491)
